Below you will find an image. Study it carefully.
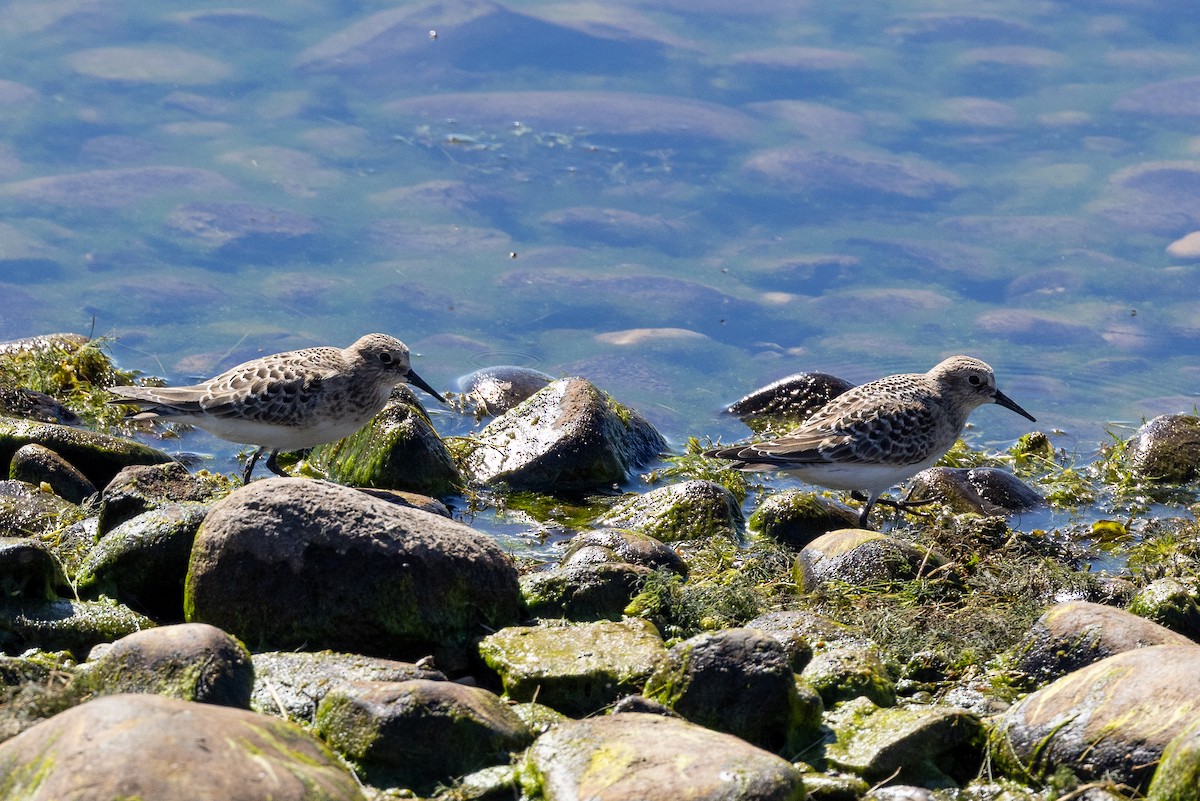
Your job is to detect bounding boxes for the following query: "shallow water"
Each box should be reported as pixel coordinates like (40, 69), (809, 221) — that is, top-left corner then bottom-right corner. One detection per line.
(3, 0), (1200, 555)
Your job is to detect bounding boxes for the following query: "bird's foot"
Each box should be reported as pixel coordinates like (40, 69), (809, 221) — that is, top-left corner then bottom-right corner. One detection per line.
(242, 447), (287, 484)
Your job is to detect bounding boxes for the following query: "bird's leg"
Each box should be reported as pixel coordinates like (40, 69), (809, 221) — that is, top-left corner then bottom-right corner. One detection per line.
(856, 487), (938, 518)
(242, 446), (268, 485)
(849, 491), (877, 529)
(264, 450), (289, 478)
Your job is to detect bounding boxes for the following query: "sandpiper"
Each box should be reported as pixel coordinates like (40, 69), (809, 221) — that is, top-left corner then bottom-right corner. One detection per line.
(705, 355), (1036, 527)
(109, 333), (446, 484)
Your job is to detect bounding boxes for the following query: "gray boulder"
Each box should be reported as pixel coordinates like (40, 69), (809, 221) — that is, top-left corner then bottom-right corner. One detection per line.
(0, 693), (366, 800)
(597, 480), (743, 542)
(185, 478), (520, 670)
(0, 416), (172, 489)
(98, 461), (224, 534)
(315, 679), (533, 792)
(522, 712), (806, 801)
(1126, 414), (1200, 483)
(909, 467), (1044, 515)
(643, 627), (819, 751)
(748, 490), (859, 548)
(8, 443), (95, 504)
(521, 562), (650, 621)
(795, 529), (947, 592)
(81, 622), (252, 707)
(251, 650), (445, 722)
(464, 378), (666, 492)
(563, 528), (687, 575)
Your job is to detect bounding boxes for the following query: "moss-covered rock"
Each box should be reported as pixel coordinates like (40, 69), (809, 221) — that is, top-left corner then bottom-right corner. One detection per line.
(479, 618), (667, 716)
(0, 480), (81, 540)
(597, 480), (743, 542)
(521, 712), (806, 801)
(8, 443), (95, 504)
(1128, 578), (1200, 640)
(185, 478), (520, 671)
(909, 466), (1044, 515)
(1148, 714), (1200, 801)
(800, 645), (898, 708)
(749, 490), (859, 548)
(563, 528), (687, 575)
(795, 529), (947, 593)
(1010, 600), (1194, 685)
(990, 645), (1200, 790)
(76, 502), (210, 621)
(1126, 414), (1200, 483)
(97, 461), (226, 534)
(79, 623), (252, 707)
(643, 627), (821, 752)
(463, 377), (666, 492)
(0, 693), (367, 800)
(452, 365), (554, 417)
(825, 697), (984, 786)
(0, 596), (154, 658)
(0, 537), (70, 601)
(306, 392), (461, 496)
(315, 679), (533, 793)
(521, 562), (650, 621)
(0, 416), (172, 489)
(251, 650), (445, 723)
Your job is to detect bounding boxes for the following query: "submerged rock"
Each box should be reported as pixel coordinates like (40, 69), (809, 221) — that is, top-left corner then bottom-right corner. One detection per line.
(990, 645), (1200, 790)
(522, 712), (805, 801)
(742, 147), (962, 201)
(185, 478), (520, 670)
(479, 618), (666, 716)
(80, 623), (252, 707)
(0, 694), (366, 800)
(315, 679), (533, 793)
(463, 378), (666, 492)
(252, 650), (446, 723)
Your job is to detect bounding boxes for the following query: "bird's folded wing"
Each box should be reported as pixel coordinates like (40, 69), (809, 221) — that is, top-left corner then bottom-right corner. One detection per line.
(741, 403), (941, 465)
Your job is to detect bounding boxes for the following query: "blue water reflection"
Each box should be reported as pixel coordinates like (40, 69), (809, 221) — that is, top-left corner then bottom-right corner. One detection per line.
(2, 1), (1200, 550)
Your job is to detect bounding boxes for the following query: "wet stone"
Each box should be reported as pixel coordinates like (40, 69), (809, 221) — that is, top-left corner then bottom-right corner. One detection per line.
(305, 393), (461, 496)
(909, 467), (1044, 516)
(315, 679), (533, 794)
(251, 650), (446, 723)
(1127, 578), (1200, 640)
(478, 618), (666, 716)
(562, 528), (687, 575)
(643, 627), (818, 752)
(801, 645), (898, 708)
(0, 386), (77, 425)
(0, 694), (366, 800)
(464, 377), (666, 493)
(0, 537), (70, 601)
(0, 418), (173, 490)
(0, 597), (155, 659)
(596, 480), (743, 542)
(990, 645), (1200, 790)
(749, 490), (860, 548)
(825, 696), (985, 786)
(795, 530), (947, 593)
(76, 502), (210, 622)
(522, 712), (805, 801)
(747, 609), (876, 658)
(1126, 414), (1200, 483)
(80, 623), (252, 707)
(0, 479), (80, 540)
(452, 365), (554, 417)
(726, 371), (855, 428)
(1010, 600), (1194, 686)
(521, 562), (650, 621)
(98, 461), (224, 534)
(9, 443), (96, 504)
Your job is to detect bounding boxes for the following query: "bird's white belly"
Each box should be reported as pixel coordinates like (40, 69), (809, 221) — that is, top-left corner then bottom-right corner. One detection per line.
(781, 452), (944, 495)
(176, 411), (377, 450)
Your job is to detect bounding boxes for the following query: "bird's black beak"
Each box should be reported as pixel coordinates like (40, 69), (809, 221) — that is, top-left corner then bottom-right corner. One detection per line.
(407, 369), (447, 404)
(994, 389), (1036, 422)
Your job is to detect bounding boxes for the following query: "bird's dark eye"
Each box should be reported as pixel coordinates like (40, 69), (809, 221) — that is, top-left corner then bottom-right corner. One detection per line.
(968, 374), (982, 386)
(379, 352), (395, 365)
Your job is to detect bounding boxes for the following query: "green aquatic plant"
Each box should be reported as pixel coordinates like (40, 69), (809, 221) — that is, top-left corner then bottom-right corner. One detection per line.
(0, 335), (143, 434)
(643, 437), (750, 504)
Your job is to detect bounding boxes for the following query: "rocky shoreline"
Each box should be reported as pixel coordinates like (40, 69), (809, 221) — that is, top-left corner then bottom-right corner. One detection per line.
(2, 333), (1200, 801)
